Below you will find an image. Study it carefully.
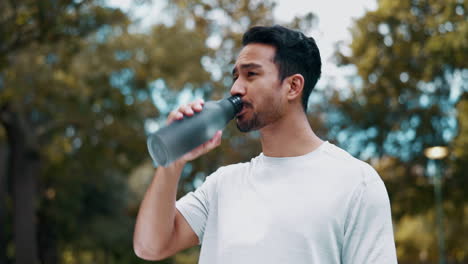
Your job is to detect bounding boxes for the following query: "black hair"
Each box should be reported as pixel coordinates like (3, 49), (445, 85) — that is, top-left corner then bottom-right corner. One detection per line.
(242, 25), (322, 112)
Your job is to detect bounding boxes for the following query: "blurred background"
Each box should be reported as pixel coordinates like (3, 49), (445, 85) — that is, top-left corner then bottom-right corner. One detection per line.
(0, 0), (466, 263)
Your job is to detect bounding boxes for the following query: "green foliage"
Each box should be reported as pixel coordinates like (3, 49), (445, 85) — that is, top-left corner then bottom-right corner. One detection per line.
(333, 0), (467, 158)
(331, 0), (468, 262)
(452, 95), (468, 169)
(0, 0), (213, 262)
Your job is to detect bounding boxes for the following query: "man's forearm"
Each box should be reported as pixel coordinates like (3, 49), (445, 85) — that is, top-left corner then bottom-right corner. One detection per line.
(133, 161), (185, 258)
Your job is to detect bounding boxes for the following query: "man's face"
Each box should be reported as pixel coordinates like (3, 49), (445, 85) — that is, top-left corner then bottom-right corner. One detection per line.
(230, 43), (286, 132)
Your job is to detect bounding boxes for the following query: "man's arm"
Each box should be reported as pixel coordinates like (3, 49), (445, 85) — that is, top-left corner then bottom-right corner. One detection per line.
(342, 177), (398, 264)
(133, 99), (222, 260)
(133, 161), (201, 260)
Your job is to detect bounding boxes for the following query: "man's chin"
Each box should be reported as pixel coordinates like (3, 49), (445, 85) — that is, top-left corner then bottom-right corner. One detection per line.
(236, 118), (257, 133)
(236, 120), (249, 132)
(237, 125), (251, 133)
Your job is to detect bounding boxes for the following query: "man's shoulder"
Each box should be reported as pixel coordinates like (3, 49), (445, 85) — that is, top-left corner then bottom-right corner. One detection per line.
(321, 142), (382, 185)
(208, 154), (260, 179)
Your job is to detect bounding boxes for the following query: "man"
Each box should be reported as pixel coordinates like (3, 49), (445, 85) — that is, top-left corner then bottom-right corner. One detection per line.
(133, 25), (398, 263)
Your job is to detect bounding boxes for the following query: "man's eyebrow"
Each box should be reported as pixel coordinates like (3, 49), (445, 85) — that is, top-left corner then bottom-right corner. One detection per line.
(232, 63), (262, 75)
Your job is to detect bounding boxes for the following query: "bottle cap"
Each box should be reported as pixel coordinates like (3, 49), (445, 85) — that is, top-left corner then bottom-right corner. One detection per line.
(227, 96), (243, 114)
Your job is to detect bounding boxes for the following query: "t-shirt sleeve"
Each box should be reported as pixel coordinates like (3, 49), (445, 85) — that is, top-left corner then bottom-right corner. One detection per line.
(175, 169), (220, 245)
(342, 167), (398, 264)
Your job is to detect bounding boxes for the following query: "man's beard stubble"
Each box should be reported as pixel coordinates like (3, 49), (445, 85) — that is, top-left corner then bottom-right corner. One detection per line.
(236, 111), (262, 132)
(236, 101), (283, 133)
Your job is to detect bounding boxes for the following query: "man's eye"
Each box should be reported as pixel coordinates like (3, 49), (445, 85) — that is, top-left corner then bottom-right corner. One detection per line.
(247, 72), (257, 77)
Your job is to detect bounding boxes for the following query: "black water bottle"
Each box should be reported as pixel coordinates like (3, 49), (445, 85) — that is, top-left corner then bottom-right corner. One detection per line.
(147, 96), (243, 167)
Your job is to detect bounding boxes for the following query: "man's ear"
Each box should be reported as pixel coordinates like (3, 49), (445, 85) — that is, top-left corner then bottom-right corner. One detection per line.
(286, 74), (304, 101)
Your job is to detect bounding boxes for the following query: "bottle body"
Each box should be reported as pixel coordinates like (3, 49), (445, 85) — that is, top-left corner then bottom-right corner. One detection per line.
(147, 96), (242, 167)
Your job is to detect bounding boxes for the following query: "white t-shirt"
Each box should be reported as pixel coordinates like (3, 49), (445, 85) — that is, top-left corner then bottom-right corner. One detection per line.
(176, 141), (397, 264)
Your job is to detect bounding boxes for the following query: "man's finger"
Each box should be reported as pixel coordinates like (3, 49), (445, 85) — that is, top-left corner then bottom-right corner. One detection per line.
(179, 105), (194, 116)
(166, 110), (183, 125)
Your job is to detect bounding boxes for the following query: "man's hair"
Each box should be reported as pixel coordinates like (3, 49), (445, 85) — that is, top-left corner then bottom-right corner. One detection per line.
(242, 25), (322, 112)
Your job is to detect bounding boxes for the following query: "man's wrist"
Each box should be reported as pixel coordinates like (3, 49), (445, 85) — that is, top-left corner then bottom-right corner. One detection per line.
(157, 159), (186, 176)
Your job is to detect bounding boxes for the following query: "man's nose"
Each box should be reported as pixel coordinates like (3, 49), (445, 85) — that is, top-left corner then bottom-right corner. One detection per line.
(230, 79), (246, 97)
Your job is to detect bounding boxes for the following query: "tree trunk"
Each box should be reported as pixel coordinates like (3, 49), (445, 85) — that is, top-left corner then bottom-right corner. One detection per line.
(1, 105), (40, 264)
(38, 212), (58, 264)
(12, 149), (40, 264)
(0, 144), (8, 264)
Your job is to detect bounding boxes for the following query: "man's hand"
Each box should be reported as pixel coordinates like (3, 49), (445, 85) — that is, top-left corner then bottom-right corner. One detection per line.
(166, 98), (223, 166)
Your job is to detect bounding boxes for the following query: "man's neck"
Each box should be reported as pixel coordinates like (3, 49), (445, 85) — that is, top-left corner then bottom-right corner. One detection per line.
(259, 108), (324, 158)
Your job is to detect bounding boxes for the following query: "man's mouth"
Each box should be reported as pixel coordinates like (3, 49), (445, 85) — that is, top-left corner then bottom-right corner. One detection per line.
(236, 102), (251, 117)
(236, 105), (248, 117)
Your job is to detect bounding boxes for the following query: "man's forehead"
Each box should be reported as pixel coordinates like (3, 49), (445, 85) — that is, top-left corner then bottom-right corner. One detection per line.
(237, 43), (276, 62)
(233, 44), (276, 73)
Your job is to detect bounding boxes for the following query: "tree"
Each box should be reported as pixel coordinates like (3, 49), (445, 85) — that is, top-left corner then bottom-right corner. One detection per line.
(0, 1), (136, 263)
(446, 93), (468, 262)
(331, 0), (467, 262)
(0, 0), (213, 263)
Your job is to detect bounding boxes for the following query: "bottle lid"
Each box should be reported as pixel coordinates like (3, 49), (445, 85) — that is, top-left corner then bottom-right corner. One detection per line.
(227, 95), (243, 114)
